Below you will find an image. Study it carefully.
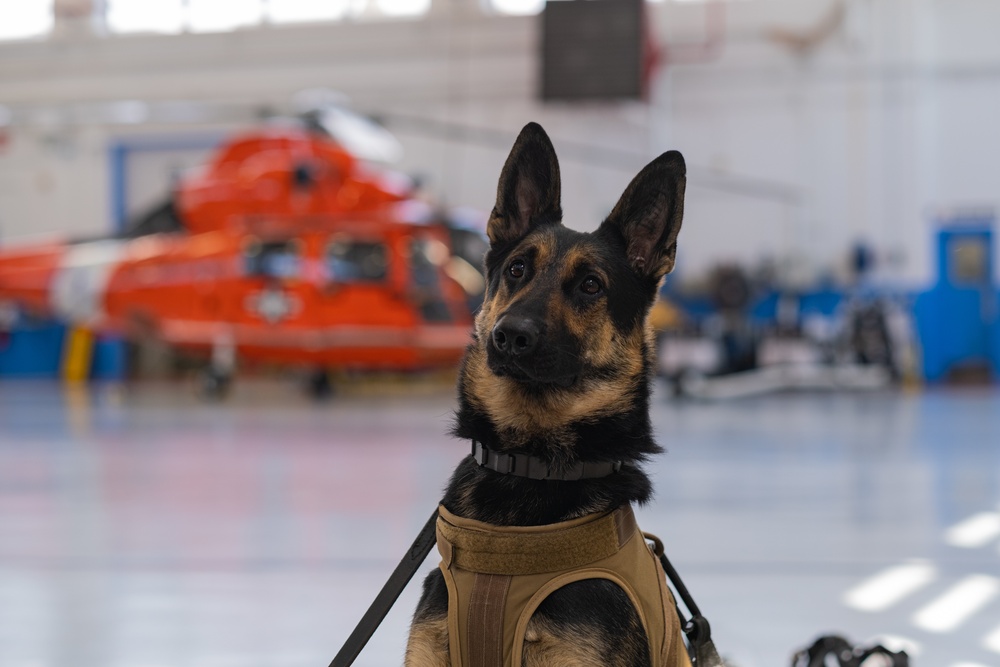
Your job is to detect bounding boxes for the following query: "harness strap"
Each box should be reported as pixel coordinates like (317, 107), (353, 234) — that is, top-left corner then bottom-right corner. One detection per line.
(467, 573), (512, 667)
(437, 504), (637, 575)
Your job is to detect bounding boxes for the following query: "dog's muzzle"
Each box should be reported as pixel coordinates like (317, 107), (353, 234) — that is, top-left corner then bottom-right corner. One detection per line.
(487, 315), (581, 387)
(491, 315), (540, 357)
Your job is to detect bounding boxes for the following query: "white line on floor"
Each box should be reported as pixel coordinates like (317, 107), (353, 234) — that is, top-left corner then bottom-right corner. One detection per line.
(945, 512), (1000, 548)
(950, 662), (992, 667)
(984, 622), (1000, 654)
(843, 560), (937, 613)
(912, 574), (1000, 633)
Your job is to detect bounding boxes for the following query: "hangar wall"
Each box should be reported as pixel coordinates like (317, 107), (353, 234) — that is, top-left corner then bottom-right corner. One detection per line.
(1, 0), (999, 286)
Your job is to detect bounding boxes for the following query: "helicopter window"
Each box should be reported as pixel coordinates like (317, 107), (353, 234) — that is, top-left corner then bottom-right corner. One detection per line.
(410, 238), (454, 323)
(327, 241), (388, 283)
(245, 240), (301, 279)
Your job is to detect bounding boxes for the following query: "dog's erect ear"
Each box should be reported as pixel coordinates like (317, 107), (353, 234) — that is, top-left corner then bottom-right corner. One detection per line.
(487, 122), (562, 246)
(600, 151), (686, 280)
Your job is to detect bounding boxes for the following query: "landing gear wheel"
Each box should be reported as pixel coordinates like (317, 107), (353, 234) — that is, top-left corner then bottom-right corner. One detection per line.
(201, 368), (232, 400)
(308, 369), (333, 400)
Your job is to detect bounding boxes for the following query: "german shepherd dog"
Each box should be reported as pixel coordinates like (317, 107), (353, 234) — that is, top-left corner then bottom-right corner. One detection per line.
(406, 122), (686, 666)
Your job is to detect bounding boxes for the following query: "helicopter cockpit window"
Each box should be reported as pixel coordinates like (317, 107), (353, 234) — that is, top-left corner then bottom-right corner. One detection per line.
(327, 241), (388, 283)
(244, 240), (301, 279)
(410, 238), (454, 323)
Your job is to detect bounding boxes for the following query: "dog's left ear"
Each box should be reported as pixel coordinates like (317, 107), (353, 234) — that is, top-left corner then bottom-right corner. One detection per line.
(600, 151), (686, 280)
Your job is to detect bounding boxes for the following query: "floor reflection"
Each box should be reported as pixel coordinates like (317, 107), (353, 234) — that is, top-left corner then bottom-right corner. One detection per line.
(1, 382), (998, 666)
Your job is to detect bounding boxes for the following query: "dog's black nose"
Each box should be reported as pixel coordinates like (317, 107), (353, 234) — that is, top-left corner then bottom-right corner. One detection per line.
(492, 316), (540, 356)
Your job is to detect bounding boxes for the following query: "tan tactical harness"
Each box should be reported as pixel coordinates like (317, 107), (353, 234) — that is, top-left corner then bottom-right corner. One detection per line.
(435, 504), (693, 667)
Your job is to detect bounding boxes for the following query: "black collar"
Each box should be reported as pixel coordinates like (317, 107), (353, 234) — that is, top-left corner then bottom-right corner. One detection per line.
(471, 441), (622, 481)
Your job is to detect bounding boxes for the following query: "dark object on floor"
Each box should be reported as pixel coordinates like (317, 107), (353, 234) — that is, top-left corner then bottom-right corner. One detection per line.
(791, 635), (909, 667)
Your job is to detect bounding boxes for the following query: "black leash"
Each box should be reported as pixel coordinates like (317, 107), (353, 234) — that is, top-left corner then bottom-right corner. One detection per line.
(656, 548), (726, 667)
(329, 506), (721, 667)
(329, 508), (439, 667)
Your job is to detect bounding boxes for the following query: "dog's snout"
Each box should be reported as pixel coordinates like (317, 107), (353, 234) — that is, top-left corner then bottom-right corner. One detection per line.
(492, 316), (540, 356)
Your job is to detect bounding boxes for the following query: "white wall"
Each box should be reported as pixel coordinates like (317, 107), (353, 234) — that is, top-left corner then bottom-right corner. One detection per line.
(1, 0), (999, 286)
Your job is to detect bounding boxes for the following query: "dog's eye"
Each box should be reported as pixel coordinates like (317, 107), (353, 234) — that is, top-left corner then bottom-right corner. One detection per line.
(508, 261), (525, 279)
(580, 276), (602, 295)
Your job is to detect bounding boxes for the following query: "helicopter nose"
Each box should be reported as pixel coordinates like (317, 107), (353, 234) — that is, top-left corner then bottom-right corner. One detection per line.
(492, 315), (540, 357)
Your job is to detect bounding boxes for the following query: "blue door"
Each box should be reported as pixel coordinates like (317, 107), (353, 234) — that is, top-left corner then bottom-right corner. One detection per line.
(915, 216), (997, 382)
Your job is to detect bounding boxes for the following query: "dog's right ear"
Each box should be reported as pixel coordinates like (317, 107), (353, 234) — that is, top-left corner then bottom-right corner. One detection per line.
(487, 122), (562, 246)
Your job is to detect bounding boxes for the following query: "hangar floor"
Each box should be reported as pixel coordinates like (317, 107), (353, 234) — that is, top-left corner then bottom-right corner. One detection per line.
(1, 380), (999, 667)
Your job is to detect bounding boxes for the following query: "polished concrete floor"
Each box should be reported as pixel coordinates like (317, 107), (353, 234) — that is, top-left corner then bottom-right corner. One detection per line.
(0, 380), (998, 667)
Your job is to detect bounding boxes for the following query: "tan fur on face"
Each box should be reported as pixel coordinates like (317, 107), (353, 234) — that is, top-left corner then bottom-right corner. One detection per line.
(474, 230), (555, 352)
(550, 290), (643, 374)
(551, 246), (615, 368)
(464, 229), (653, 447)
(405, 616), (450, 667)
(555, 246), (599, 282)
(467, 230), (653, 448)
(527, 233), (555, 269)
(463, 334), (646, 451)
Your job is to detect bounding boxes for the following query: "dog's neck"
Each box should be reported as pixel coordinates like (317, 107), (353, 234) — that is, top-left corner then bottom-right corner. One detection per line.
(444, 385), (662, 527)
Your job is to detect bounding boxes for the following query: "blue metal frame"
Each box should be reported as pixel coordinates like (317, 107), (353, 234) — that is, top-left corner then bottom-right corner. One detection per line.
(1, 133), (227, 380)
(107, 133), (224, 231)
(99, 133), (227, 378)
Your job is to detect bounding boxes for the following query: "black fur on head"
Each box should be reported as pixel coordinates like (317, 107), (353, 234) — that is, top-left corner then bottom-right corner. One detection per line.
(446, 122), (686, 525)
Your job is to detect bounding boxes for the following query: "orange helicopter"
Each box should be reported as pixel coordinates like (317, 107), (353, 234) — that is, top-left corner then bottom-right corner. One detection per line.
(0, 109), (481, 395)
